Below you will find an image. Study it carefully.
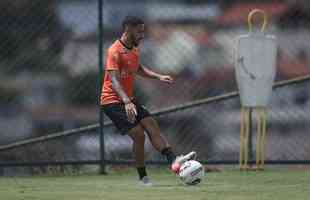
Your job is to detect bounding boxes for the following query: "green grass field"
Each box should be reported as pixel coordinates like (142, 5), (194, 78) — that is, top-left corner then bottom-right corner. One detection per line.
(1, 167), (310, 200)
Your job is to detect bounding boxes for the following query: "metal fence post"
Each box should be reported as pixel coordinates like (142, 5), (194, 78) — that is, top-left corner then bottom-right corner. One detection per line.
(248, 107), (254, 164)
(98, 0), (106, 175)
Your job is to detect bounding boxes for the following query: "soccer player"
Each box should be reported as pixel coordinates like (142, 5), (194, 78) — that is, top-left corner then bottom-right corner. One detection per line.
(101, 16), (196, 186)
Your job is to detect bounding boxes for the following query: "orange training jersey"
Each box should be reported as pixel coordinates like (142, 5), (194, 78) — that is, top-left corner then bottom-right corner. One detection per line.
(101, 40), (140, 105)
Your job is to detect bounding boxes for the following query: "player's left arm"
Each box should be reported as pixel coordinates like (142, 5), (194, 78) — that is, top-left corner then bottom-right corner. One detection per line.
(137, 64), (174, 84)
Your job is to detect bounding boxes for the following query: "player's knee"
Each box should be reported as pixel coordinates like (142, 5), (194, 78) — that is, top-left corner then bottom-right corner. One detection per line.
(146, 128), (161, 139)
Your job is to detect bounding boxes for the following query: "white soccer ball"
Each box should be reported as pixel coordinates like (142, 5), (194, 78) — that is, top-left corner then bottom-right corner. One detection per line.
(178, 160), (204, 185)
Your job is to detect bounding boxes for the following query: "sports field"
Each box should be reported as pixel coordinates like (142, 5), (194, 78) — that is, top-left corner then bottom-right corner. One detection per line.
(1, 167), (310, 200)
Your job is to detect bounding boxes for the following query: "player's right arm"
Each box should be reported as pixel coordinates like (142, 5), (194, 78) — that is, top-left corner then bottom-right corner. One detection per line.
(108, 71), (137, 122)
(106, 50), (137, 123)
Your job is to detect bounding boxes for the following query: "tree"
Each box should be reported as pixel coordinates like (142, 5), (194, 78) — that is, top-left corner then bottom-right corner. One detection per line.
(0, 0), (70, 74)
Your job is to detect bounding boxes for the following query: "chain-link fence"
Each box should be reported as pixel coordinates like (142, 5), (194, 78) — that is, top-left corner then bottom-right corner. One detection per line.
(0, 0), (99, 144)
(1, 78), (310, 174)
(1, 0), (310, 175)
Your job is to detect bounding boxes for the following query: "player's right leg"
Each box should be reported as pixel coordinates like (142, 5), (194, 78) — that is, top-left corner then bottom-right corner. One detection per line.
(139, 116), (196, 174)
(102, 103), (152, 186)
(127, 125), (152, 186)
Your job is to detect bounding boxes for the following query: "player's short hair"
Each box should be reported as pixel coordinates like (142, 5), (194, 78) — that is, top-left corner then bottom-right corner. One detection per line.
(122, 16), (144, 31)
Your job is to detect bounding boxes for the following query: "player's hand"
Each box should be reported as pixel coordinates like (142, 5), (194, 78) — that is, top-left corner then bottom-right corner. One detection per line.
(159, 75), (174, 84)
(124, 102), (137, 123)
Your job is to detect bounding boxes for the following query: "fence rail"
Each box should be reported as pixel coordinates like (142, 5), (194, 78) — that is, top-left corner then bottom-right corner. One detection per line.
(0, 75), (310, 168)
(1, 74), (310, 152)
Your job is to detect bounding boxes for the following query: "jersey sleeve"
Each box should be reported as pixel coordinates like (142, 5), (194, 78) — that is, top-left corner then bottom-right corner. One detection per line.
(106, 49), (120, 71)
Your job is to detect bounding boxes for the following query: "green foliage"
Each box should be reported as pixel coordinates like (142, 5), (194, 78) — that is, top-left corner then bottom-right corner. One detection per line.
(0, 0), (69, 74)
(64, 72), (99, 106)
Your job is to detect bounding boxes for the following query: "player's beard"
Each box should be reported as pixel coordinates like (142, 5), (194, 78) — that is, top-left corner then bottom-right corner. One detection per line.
(133, 38), (140, 47)
(132, 33), (143, 47)
(127, 33), (137, 47)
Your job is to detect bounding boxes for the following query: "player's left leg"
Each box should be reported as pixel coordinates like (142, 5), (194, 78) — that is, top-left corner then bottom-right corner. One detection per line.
(140, 117), (176, 162)
(140, 117), (196, 173)
(140, 117), (169, 151)
(135, 101), (196, 173)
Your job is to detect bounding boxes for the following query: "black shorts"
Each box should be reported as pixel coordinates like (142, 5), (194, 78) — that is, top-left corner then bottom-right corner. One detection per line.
(102, 100), (151, 135)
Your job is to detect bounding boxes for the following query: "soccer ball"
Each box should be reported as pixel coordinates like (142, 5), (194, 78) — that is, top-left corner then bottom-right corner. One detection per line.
(178, 160), (204, 185)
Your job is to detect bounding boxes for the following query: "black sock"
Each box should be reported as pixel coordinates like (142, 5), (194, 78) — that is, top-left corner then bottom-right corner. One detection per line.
(161, 147), (176, 164)
(137, 167), (147, 180)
